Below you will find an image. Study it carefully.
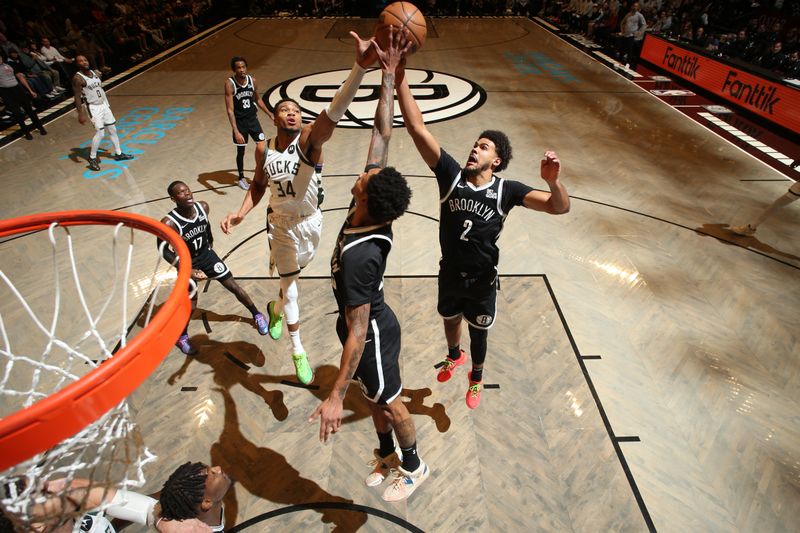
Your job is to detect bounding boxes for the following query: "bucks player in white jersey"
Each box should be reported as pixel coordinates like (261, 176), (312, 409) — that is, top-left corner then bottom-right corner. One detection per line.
(221, 30), (380, 385)
(72, 55), (133, 172)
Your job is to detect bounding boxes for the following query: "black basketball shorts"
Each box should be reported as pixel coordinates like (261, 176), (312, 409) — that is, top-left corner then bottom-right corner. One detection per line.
(192, 249), (232, 282)
(233, 116), (265, 145)
(336, 308), (402, 405)
(437, 269), (498, 329)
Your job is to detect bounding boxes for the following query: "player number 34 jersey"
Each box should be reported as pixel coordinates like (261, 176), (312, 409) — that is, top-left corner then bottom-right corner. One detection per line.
(263, 135), (321, 218)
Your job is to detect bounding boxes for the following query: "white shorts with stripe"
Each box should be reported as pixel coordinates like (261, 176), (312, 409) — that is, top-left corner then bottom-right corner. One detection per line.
(87, 102), (115, 130)
(267, 208), (322, 277)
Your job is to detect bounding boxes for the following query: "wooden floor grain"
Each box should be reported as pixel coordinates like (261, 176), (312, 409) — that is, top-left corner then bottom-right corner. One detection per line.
(1, 17), (798, 533)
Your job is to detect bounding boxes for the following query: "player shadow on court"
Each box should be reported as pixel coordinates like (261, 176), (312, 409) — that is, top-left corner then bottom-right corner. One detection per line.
(197, 169), (247, 194)
(166, 334), (288, 421)
(65, 146), (110, 165)
(211, 387), (370, 531)
(696, 223), (800, 263)
(256, 364), (451, 433)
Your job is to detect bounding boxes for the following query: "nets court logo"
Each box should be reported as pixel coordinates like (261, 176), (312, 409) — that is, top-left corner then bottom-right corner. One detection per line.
(263, 68), (486, 128)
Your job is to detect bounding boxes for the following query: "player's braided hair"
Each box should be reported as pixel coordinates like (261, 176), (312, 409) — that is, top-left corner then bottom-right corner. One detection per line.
(366, 166), (412, 223)
(479, 130), (513, 172)
(159, 462), (207, 520)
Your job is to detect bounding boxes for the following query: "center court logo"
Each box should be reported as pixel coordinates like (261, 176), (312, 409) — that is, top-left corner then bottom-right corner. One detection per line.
(263, 68), (486, 128)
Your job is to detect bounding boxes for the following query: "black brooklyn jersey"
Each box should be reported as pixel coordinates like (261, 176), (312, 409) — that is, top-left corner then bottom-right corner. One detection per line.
(331, 206), (393, 320)
(165, 202), (213, 260)
(230, 75), (258, 120)
(434, 148), (533, 275)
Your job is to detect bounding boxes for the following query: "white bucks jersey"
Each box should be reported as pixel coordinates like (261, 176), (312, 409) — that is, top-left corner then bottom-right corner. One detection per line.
(264, 135), (320, 217)
(78, 71), (107, 106)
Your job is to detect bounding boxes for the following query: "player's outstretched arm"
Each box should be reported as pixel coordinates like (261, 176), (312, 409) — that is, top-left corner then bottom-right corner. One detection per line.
(304, 31), (376, 154)
(308, 302), (371, 443)
(395, 60), (441, 168)
(220, 164), (267, 234)
(522, 151), (570, 214)
(365, 26), (410, 168)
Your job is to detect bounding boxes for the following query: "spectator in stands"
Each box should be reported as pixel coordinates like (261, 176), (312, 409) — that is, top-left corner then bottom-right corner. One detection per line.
(5, 48), (54, 99)
(723, 29), (755, 61)
(650, 10), (673, 34)
(0, 49), (46, 140)
(784, 50), (800, 77)
(21, 43), (65, 95)
(693, 25), (708, 47)
(760, 40), (786, 71)
(619, 1), (647, 68)
(40, 37), (74, 81)
(0, 33), (21, 57)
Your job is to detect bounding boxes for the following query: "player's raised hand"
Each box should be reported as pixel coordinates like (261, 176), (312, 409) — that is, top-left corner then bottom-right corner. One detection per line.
(375, 26), (412, 73)
(350, 31), (378, 68)
(540, 151), (561, 183)
(220, 213), (242, 234)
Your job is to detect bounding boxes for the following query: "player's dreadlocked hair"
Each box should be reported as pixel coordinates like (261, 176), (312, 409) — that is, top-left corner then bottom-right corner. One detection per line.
(167, 180), (186, 197)
(366, 167), (412, 223)
(479, 130), (513, 172)
(159, 462), (207, 520)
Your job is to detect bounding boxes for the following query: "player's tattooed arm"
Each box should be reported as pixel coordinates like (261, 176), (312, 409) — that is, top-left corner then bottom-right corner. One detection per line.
(72, 75), (87, 123)
(308, 301), (370, 443)
(336, 302), (371, 398)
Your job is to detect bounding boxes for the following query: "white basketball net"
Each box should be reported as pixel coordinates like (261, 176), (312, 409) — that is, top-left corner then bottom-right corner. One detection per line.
(0, 220), (186, 532)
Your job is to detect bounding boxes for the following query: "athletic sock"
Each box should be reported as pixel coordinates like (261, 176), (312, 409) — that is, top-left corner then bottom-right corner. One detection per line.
(377, 430), (395, 458)
(400, 442), (420, 472)
(289, 330), (304, 354)
(447, 345), (461, 360)
(470, 367), (483, 383)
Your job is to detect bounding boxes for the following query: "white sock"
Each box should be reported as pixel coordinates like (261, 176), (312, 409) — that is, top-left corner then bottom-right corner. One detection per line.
(289, 330), (304, 355)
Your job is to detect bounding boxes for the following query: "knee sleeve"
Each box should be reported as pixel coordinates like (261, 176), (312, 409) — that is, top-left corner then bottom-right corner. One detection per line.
(468, 325), (488, 367)
(236, 145), (246, 172)
(282, 277), (300, 325)
(90, 129), (104, 157)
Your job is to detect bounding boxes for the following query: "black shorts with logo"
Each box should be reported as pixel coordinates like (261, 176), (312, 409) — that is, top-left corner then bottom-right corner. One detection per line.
(437, 267), (497, 329)
(336, 308), (402, 405)
(232, 115), (265, 145)
(192, 249), (232, 282)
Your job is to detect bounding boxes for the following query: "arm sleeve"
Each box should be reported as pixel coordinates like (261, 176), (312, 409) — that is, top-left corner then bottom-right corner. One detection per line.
(105, 489), (158, 525)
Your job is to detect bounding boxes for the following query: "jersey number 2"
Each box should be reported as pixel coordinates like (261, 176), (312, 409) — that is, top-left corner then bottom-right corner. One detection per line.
(460, 220), (473, 241)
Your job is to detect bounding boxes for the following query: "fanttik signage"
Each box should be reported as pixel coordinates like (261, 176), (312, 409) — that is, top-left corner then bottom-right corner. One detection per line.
(640, 34), (800, 134)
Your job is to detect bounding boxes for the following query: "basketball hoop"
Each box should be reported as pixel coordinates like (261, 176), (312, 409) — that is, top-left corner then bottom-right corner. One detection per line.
(0, 210), (192, 530)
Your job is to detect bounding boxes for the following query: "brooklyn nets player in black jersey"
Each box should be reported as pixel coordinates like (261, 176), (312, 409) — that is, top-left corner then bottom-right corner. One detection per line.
(158, 181), (269, 354)
(225, 56), (273, 191)
(396, 66), (570, 409)
(308, 27), (429, 503)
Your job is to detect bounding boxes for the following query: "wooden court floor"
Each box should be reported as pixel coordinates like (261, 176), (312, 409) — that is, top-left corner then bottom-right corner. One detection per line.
(1, 17), (799, 532)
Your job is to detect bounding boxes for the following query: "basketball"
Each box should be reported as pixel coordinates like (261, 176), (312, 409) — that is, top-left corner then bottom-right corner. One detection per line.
(375, 2), (427, 54)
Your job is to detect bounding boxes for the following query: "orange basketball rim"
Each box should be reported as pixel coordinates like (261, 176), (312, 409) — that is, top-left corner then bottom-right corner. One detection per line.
(0, 210), (192, 472)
